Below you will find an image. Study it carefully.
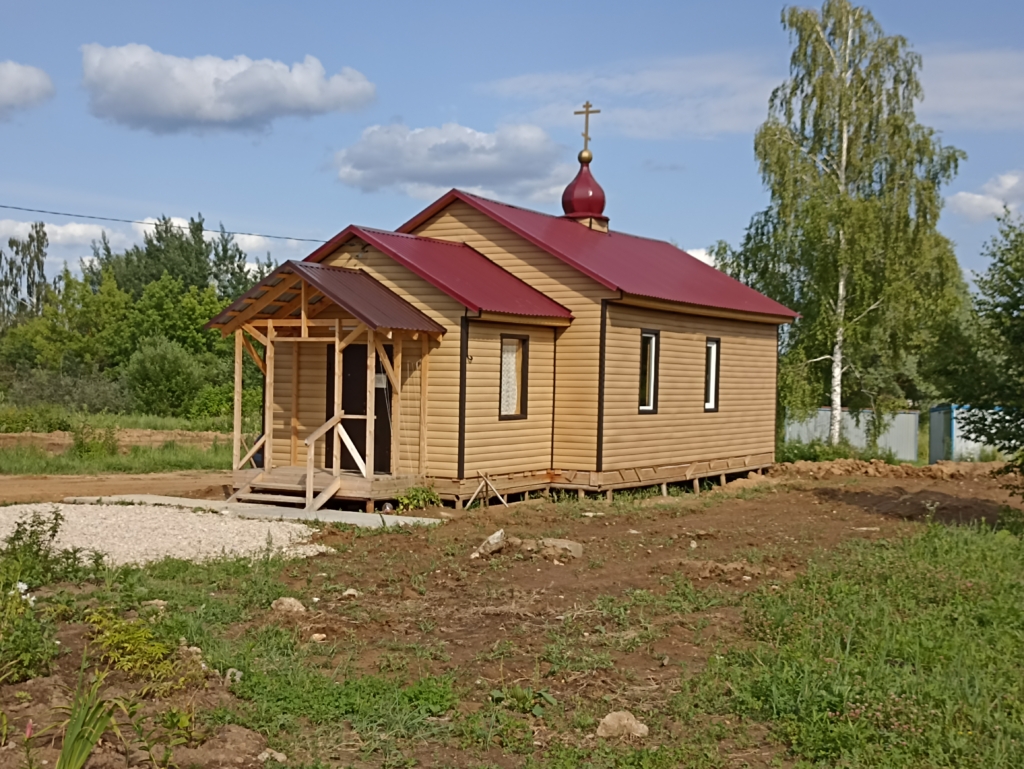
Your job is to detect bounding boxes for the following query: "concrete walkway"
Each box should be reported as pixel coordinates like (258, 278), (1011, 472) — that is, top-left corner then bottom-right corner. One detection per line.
(62, 494), (442, 529)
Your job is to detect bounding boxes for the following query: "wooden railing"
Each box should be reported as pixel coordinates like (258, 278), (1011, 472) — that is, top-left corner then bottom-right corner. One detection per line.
(303, 413), (367, 511)
(235, 434), (265, 470)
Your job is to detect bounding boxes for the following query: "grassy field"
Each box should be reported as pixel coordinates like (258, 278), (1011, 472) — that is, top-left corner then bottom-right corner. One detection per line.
(2, 479), (1022, 767)
(0, 441), (232, 474)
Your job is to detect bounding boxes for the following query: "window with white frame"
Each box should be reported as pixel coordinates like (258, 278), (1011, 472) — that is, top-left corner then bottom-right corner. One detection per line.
(704, 338), (720, 411)
(639, 330), (659, 412)
(499, 335), (528, 418)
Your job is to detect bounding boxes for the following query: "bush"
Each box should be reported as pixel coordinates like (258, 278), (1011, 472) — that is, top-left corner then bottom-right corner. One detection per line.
(68, 423), (119, 458)
(0, 582), (58, 683)
(776, 439), (897, 464)
(0, 511), (93, 683)
(188, 383), (233, 420)
(123, 337), (202, 417)
(0, 404), (73, 433)
(1, 369), (130, 414)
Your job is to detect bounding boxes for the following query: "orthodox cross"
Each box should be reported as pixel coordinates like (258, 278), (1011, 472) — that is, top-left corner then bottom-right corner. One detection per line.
(574, 101), (601, 151)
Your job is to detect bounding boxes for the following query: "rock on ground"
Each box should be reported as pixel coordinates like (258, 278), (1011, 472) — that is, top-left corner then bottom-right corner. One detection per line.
(271, 597), (306, 613)
(0, 502), (329, 566)
(596, 710), (649, 739)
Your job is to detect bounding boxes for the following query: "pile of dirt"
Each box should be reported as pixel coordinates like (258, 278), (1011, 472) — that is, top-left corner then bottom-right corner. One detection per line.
(770, 458), (1004, 481)
(0, 429), (229, 455)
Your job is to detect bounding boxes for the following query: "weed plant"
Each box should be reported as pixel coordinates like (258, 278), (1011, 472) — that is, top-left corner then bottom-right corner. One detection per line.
(680, 524), (1024, 767)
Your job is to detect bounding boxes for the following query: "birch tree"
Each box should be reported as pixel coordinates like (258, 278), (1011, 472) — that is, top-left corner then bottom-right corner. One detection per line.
(716, 0), (965, 444)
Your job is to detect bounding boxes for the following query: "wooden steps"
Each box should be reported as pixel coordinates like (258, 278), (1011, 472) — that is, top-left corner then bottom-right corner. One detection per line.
(234, 492), (306, 506)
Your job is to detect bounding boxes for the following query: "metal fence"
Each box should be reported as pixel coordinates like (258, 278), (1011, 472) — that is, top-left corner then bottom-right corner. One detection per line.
(785, 408), (919, 462)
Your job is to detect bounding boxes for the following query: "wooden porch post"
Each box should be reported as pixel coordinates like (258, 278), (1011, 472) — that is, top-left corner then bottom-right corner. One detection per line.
(232, 330), (242, 470)
(391, 333), (402, 475)
(419, 334), (429, 476)
(263, 321), (275, 472)
(365, 328), (375, 479)
(333, 322), (342, 476)
(290, 342), (300, 465)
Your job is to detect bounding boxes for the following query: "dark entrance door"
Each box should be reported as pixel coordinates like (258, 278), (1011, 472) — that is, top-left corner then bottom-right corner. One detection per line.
(325, 344), (392, 474)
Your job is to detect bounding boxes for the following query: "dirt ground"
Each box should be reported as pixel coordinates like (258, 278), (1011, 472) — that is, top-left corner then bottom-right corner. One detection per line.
(0, 463), (1016, 767)
(0, 429), (229, 455)
(0, 470), (234, 504)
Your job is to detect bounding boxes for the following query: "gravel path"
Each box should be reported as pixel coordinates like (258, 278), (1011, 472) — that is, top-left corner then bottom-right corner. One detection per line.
(0, 503), (331, 565)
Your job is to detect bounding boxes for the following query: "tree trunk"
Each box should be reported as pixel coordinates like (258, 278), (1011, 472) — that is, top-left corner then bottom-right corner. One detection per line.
(829, 268), (848, 445)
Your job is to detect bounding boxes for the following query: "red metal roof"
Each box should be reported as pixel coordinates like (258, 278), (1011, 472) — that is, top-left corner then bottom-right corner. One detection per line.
(399, 190), (798, 320)
(207, 261), (445, 334)
(305, 225), (573, 319)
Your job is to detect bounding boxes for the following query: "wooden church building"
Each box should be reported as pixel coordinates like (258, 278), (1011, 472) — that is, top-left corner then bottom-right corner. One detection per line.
(208, 117), (796, 512)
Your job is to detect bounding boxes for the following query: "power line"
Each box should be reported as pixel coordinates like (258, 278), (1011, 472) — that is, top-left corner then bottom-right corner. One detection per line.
(0, 203), (327, 244)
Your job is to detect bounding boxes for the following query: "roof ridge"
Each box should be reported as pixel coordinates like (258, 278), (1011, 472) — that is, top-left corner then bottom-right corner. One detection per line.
(456, 188), (690, 249)
(355, 224), (470, 248)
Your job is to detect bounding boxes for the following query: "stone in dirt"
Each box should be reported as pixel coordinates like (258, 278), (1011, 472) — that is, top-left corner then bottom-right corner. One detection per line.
(596, 710), (649, 739)
(538, 538), (583, 559)
(271, 597), (306, 613)
(342, 588), (361, 598)
(310, 633), (327, 643)
(472, 529), (507, 558)
(258, 749), (288, 763)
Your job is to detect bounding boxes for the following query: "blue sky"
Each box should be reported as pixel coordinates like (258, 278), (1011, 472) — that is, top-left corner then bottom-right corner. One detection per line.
(1, 0), (1022, 280)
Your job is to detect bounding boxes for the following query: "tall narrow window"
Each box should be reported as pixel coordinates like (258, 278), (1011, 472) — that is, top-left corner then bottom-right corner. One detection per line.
(704, 337), (720, 412)
(499, 335), (528, 418)
(639, 330), (659, 412)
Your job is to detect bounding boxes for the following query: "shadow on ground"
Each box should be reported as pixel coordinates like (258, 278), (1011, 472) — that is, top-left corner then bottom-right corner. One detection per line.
(813, 484), (1007, 526)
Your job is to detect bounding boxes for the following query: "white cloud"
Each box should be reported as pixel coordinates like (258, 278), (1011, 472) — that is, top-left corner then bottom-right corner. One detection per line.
(947, 171), (1023, 222)
(485, 55), (780, 139)
(686, 247), (714, 266)
(920, 50), (1024, 131)
(0, 61), (54, 119)
(0, 219), (128, 248)
(334, 122), (575, 201)
(81, 43), (375, 133)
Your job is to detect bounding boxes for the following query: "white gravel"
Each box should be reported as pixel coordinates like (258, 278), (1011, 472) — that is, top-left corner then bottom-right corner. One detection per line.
(0, 503), (331, 566)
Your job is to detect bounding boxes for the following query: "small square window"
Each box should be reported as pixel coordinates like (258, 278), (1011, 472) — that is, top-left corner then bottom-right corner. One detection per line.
(704, 338), (720, 412)
(499, 335), (528, 419)
(639, 330), (659, 413)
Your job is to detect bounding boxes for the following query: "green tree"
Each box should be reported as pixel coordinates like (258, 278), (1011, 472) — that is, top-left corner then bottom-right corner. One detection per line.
(0, 268), (132, 373)
(128, 273), (228, 357)
(715, 0), (966, 444)
(944, 212), (1024, 486)
(210, 225), (274, 300)
(85, 216), (212, 298)
(0, 222), (50, 332)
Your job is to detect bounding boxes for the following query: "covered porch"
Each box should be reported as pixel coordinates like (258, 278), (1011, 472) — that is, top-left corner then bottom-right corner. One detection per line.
(207, 260), (445, 512)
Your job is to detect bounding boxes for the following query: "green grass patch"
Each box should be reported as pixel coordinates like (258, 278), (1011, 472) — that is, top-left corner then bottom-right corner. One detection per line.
(0, 441), (231, 474)
(681, 524), (1024, 767)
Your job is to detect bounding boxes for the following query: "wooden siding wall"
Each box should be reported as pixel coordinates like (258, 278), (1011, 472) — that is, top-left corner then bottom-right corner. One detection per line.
(464, 322), (554, 475)
(271, 342), (328, 467)
(413, 201), (615, 470)
(322, 242), (465, 477)
(602, 304), (778, 470)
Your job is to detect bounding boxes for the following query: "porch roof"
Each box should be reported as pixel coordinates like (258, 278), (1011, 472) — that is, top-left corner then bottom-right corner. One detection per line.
(207, 260), (446, 334)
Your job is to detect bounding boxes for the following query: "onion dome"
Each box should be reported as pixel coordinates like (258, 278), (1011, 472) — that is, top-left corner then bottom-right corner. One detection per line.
(561, 149), (608, 225)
